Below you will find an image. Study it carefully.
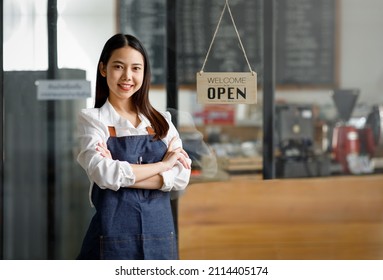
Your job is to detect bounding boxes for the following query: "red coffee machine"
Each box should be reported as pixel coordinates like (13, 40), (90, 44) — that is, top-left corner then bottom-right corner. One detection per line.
(331, 89), (375, 174)
(332, 125), (360, 173)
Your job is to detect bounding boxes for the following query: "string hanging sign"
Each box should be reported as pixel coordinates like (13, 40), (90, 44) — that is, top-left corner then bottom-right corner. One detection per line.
(196, 0), (257, 104)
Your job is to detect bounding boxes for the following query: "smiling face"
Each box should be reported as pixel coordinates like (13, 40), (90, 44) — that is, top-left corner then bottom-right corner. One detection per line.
(99, 46), (145, 104)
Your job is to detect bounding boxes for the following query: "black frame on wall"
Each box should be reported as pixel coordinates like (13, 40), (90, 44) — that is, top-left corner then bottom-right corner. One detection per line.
(1, 0), (4, 260)
(47, 0), (58, 260)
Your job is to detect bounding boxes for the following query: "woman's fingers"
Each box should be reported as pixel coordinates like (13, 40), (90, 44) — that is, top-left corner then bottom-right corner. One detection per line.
(167, 137), (190, 159)
(167, 147), (191, 169)
(167, 136), (178, 152)
(176, 148), (191, 168)
(96, 141), (112, 158)
(178, 153), (191, 169)
(180, 148), (190, 159)
(164, 137), (191, 169)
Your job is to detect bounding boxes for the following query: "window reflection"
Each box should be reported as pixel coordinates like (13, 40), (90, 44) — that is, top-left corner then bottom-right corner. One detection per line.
(2, 0), (116, 260)
(3, 0), (48, 70)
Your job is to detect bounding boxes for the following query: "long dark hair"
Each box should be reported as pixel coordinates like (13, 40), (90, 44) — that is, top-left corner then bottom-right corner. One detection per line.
(95, 33), (169, 140)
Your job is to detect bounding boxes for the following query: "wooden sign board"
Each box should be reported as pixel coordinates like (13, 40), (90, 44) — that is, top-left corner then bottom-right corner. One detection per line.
(196, 72), (257, 104)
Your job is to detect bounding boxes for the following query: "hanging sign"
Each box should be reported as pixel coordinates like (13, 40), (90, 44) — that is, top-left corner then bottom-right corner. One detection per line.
(196, 0), (257, 105)
(197, 71), (257, 104)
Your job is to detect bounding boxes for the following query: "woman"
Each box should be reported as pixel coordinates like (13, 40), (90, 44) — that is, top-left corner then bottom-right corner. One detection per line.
(76, 34), (191, 260)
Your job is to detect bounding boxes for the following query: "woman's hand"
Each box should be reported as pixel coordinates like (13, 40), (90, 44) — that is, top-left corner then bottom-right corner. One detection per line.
(96, 141), (112, 159)
(161, 137), (191, 171)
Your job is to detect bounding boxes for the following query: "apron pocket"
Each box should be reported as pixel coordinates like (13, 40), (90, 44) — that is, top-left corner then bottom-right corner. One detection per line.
(142, 231), (178, 260)
(99, 235), (143, 260)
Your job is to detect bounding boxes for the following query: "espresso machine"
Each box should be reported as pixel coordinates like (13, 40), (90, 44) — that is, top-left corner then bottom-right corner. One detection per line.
(331, 89), (375, 174)
(275, 104), (331, 178)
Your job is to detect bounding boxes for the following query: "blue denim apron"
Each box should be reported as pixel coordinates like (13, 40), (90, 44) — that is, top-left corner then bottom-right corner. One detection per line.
(77, 127), (178, 260)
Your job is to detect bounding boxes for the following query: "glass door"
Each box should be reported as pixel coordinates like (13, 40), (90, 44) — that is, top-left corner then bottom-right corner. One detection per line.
(2, 0), (116, 259)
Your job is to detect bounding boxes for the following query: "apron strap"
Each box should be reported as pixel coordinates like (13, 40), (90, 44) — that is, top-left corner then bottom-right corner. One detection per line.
(108, 126), (117, 137)
(146, 126), (155, 135)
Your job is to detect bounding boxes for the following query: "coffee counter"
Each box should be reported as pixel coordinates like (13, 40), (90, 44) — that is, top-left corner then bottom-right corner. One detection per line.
(178, 174), (383, 259)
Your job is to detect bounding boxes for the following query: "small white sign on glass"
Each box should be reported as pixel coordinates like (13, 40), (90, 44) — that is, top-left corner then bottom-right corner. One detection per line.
(36, 80), (91, 100)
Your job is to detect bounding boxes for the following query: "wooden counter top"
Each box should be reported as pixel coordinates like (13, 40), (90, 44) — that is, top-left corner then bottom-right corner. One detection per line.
(178, 175), (383, 259)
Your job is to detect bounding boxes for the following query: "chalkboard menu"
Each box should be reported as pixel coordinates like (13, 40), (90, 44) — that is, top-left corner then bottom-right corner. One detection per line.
(118, 0), (167, 85)
(118, 0), (337, 87)
(275, 0), (337, 86)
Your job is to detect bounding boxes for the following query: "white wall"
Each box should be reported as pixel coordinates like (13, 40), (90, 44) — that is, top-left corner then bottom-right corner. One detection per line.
(57, 0), (116, 79)
(57, 0), (116, 107)
(340, 0), (383, 104)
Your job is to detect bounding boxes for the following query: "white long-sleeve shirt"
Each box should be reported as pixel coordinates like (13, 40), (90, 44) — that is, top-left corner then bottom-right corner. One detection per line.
(77, 99), (191, 205)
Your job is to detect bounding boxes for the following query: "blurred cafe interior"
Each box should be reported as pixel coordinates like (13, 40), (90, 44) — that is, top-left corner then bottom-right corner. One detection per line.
(1, 0), (383, 260)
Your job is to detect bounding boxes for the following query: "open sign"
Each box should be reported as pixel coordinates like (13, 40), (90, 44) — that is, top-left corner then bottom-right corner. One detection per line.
(197, 72), (257, 104)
